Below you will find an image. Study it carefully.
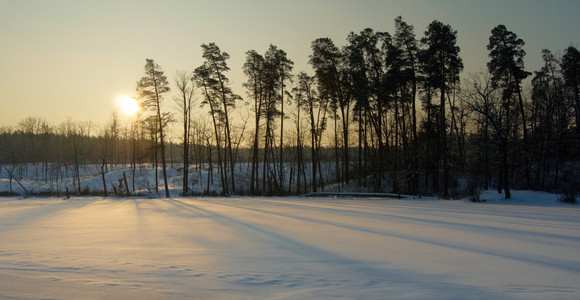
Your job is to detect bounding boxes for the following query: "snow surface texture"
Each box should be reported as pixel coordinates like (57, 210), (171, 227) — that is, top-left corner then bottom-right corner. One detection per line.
(1, 192), (579, 299)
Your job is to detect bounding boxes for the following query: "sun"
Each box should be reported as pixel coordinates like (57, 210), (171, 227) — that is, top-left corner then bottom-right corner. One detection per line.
(118, 97), (140, 116)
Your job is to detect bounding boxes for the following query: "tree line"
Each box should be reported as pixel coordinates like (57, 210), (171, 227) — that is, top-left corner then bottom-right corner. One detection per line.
(1, 17), (579, 199)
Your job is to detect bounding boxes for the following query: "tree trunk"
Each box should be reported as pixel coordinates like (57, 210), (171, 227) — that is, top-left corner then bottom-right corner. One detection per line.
(515, 79), (528, 143)
(251, 96), (261, 194)
(101, 161), (107, 197)
(214, 64), (236, 194)
(501, 137), (511, 199)
(358, 109), (362, 185)
(310, 105), (317, 192)
(340, 105), (349, 185)
(440, 86), (449, 198)
(575, 85), (580, 134)
(73, 135), (81, 195)
(334, 111), (340, 185)
(157, 105), (170, 198)
(279, 85), (285, 193)
(182, 102), (189, 195)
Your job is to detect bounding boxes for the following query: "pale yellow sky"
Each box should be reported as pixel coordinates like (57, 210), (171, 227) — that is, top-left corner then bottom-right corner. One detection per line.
(1, 0), (579, 128)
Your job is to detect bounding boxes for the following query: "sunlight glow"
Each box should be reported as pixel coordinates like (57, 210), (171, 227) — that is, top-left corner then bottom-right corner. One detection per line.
(118, 97), (139, 116)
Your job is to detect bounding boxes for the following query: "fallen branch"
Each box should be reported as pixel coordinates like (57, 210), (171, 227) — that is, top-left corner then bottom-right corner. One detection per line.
(4, 167), (30, 195)
(300, 192), (405, 199)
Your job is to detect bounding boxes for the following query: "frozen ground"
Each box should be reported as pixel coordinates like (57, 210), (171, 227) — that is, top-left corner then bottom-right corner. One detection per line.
(0, 191), (579, 299)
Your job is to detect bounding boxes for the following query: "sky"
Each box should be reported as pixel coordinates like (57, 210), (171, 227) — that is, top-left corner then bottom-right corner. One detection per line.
(1, 0), (579, 129)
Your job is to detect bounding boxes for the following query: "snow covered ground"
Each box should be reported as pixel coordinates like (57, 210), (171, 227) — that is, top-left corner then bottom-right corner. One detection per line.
(1, 192), (579, 299)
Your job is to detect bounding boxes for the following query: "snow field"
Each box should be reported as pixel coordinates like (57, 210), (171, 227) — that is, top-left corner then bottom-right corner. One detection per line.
(0, 194), (579, 299)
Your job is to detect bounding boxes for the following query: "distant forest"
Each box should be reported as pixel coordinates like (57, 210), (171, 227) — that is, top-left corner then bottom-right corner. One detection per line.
(1, 18), (579, 199)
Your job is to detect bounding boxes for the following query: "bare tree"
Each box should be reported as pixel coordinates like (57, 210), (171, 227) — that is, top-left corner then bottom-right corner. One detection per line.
(294, 72), (328, 192)
(174, 70), (195, 195)
(465, 72), (511, 199)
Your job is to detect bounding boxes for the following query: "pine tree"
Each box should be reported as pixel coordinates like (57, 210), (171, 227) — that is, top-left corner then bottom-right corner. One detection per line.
(420, 20), (463, 198)
(264, 45), (293, 193)
(194, 43), (240, 194)
(394, 16), (420, 194)
(310, 38), (351, 185)
(487, 25), (531, 142)
(137, 59), (171, 197)
(561, 46), (580, 134)
(243, 50), (266, 193)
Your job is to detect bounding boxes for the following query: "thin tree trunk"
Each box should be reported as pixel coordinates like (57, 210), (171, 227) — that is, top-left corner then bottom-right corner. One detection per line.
(440, 86), (449, 198)
(515, 79), (528, 143)
(213, 62), (236, 194)
(156, 100), (170, 198)
(310, 106), (317, 192)
(334, 111), (340, 185)
(575, 85), (580, 134)
(73, 134), (81, 195)
(251, 95), (261, 194)
(279, 84), (285, 193)
(340, 105), (349, 185)
(101, 160), (107, 197)
(358, 109), (362, 185)
(502, 137), (511, 199)
(182, 98), (190, 195)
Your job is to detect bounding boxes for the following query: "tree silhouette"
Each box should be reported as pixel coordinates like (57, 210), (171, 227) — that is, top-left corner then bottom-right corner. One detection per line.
(345, 28), (390, 190)
(394, 16), (420, 194)
(137, 59), (171, 197)
(466, 73), (511, 199)
(420, 20), (463, 198)
(264, 45), (293, 193)
(310, 37), (351, 185)
(531, 49), (570, 190)
(174, 70), (195, 195)
(194, 43), (240, 194)
(561, 46), (580, 134)
(294, 72), (328, 192)
(487, 25), (531, 142)
(243, 50), (266, 193)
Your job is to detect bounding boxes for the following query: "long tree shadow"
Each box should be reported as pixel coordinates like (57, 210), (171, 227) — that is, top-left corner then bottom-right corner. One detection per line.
(162, 198), (520, 299)
(0, 198), (100, 232)
(200, 198), (580, 275)
(228, 197), (580, 245)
